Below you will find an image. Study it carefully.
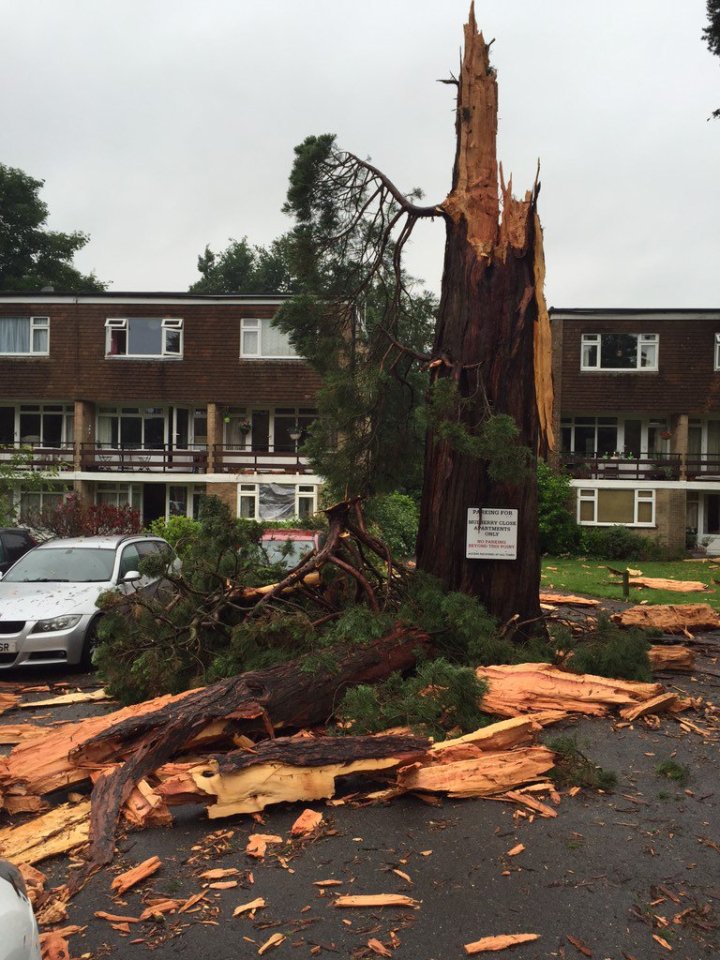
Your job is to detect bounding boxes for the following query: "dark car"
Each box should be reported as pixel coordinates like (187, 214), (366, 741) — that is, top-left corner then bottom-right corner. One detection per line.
(0, 529), (38, 575)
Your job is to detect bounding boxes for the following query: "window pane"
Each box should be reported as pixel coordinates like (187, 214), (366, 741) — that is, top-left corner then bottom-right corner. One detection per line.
(239, 495), (256, 518)
(169, 486), (188, 517)
(164, 329), (182, 354)
(0, 318), (30, 353)
(261, 320), (297, 357)
(582, 341), (597, 368)
(0, 407), (14, 444)
(575, 426), (595, 455)
(121, 417), (142, 447)
(109, 329), (127, 355)
(640, 342), (656, 368)
(32, 328), (49, 353)
(242, 330), (259, 355)
(127, 318), (162, 355)
(596, 426), (617, 456)
(144, 417), (165, 449)
(637, 502), (653, 523)
(579, 500), (595, 522)
(600, 333), (637, 369)
(597, 490), (635, 523)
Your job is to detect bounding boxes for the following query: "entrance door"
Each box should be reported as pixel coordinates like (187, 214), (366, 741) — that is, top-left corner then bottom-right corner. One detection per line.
(703, 493), (720, 555)
(142, 483), (167, 525)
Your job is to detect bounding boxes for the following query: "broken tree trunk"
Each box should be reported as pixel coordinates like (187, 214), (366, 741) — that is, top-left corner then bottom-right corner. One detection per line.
(612, 603), (720, 634)
(74, 625), (431, 875)
(416, 6), (552, 629)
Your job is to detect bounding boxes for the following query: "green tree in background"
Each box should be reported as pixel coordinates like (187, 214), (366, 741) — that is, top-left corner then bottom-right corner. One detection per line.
(0, 164), (104, 292)
(703, 0), (720, 118)
(190, 235), (295, 293)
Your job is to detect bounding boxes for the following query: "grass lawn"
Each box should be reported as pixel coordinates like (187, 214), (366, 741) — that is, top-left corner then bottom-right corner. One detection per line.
(541, 556), (720, 610)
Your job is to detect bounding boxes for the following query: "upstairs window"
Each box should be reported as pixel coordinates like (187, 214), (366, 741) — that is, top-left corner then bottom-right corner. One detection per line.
(0, 316), (49, 355)
(581, 333), (658, 371)
(105, 318), (183, 358)
(714, 333), (720, 371)
(240, 318), (299, 359)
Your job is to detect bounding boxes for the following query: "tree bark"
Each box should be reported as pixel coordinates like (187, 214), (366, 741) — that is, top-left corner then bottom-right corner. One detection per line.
(416, 6), (553, 628)
(74, 624), (431, 874)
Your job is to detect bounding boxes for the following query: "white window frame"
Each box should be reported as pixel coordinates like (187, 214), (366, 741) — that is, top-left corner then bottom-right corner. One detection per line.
(714, 333), (720, 371)
(240, 317), (300, 360)
(580, 333), (658, 372)
(238, 482), (259, 519)
(105, 317), (184, 359)
(0, 316), (50, 356)
(577, 488), (655, 527)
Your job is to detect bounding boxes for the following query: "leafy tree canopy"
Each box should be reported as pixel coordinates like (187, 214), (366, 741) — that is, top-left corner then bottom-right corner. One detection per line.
(189, 234), (295, 294)
(0, 163), (105, 292)
(704, 0), (720, 118)
(275, 134), (439, 499)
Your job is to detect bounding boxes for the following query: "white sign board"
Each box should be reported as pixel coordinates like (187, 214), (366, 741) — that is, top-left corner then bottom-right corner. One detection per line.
(466, 507), (518, 560)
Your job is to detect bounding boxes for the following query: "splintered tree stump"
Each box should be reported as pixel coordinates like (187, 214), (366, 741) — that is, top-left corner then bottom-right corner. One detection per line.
(76, 625), (431, 875)
(416, 7), (552, 628)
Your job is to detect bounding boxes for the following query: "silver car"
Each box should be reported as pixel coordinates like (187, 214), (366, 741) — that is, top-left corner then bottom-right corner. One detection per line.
(0, 859), (41, 960)
(0, 535), (177, 670)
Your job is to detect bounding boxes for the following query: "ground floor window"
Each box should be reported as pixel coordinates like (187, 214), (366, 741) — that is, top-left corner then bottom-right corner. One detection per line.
(237, 482), (318, 521)
(96, 483), (143, 513)
(577, 488), (655, 526)
(17, 484), (72, 518)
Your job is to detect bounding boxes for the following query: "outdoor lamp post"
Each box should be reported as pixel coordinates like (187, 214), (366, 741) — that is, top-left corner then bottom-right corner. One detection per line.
(289, 427), (302, 470)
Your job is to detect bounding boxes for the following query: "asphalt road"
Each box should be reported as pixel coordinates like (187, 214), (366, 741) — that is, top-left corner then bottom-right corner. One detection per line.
(2, 654), (720, 960)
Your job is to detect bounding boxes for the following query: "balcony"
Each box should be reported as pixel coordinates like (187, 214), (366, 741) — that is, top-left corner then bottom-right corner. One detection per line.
(685, 457), (720, 480)
(80, 443), (208, 473)
(213, 444), (312, 474)
(0, 442), (75, 472)
(561, 452), (681, 481)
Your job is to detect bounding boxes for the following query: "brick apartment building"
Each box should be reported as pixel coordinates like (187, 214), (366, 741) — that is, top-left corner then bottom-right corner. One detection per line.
(0, 293), (323, 525)
(551, 308), (720, 553)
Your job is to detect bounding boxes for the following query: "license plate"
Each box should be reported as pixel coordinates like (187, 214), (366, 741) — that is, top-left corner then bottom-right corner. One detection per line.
(0, 641), (17, 654)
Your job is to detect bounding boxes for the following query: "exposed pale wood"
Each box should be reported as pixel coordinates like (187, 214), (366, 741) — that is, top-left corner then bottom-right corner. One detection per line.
(0, 723), (46, 745)
(475, 663), (663, 717)
(290, 808), (324, 836)
(502, 790), (558, 818)
(426, 714), (565, 763)
(539, 593), (599, 608)
(111, 855), (161, 895)
(612, 604), (720, 634)
(619, 692), (679, 722)
(122, 778), (172, 828)
(464, 933), (540, 954)
(619, 577), (707, 593)
(191, 733), (426, 818)
(648, 645), (695, 672)
(0, 801), (90, 865)
(333, 894), (420, 909)
(0, 692), (19, 716)
(396, 746), (555, 799)
(245, 834), (282, 858)
(233, 897), (266, 916)
(20, 689), (111, 708)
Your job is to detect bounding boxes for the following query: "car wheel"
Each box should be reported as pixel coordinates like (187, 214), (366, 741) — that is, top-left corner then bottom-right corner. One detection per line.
(78, 617), (102, 672)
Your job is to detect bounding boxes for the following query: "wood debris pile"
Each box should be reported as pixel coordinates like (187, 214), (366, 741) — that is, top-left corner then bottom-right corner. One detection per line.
(612, 603), (720, 635)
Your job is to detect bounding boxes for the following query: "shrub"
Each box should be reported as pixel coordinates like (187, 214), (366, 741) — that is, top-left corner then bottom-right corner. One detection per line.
(537, 462), (580, 554)
(147, 515), (201, 557)
(579, 525), (664, 561)
(24, 493), (141, 538)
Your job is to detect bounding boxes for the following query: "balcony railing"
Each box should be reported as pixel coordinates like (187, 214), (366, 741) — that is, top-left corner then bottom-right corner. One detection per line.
(213, 444), (311, 474)
(0, 442), (75, 471)
(561, 452), (682, 481)
(685, 457), (720, 480)
(80, 443), (208, 473)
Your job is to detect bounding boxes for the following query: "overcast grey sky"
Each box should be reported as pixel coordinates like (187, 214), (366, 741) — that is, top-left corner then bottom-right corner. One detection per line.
(2, 0), (718, 306)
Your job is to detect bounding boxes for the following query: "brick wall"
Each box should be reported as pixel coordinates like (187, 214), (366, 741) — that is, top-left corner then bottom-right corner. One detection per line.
(0, 299), (321, 406)
(553, 314), (720, 416)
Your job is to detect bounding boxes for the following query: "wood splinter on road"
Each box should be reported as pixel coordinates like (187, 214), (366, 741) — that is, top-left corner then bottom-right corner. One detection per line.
(464, 932), (541, 954)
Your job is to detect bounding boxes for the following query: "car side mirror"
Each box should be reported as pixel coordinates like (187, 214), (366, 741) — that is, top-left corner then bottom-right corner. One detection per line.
(123, 570), (142, 582)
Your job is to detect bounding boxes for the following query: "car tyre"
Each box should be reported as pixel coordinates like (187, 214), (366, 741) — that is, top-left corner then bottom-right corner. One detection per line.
(78, 617), (101, 672)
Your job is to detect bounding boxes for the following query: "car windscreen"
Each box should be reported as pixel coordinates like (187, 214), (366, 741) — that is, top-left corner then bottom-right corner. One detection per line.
(3, 547), (116, 583)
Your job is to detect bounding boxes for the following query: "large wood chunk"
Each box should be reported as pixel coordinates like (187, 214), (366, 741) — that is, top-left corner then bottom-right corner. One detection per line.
(612, 604), (720, 634)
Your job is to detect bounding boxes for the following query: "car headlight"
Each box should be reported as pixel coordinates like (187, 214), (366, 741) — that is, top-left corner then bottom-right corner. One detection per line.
(30, 614), (82, 634)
